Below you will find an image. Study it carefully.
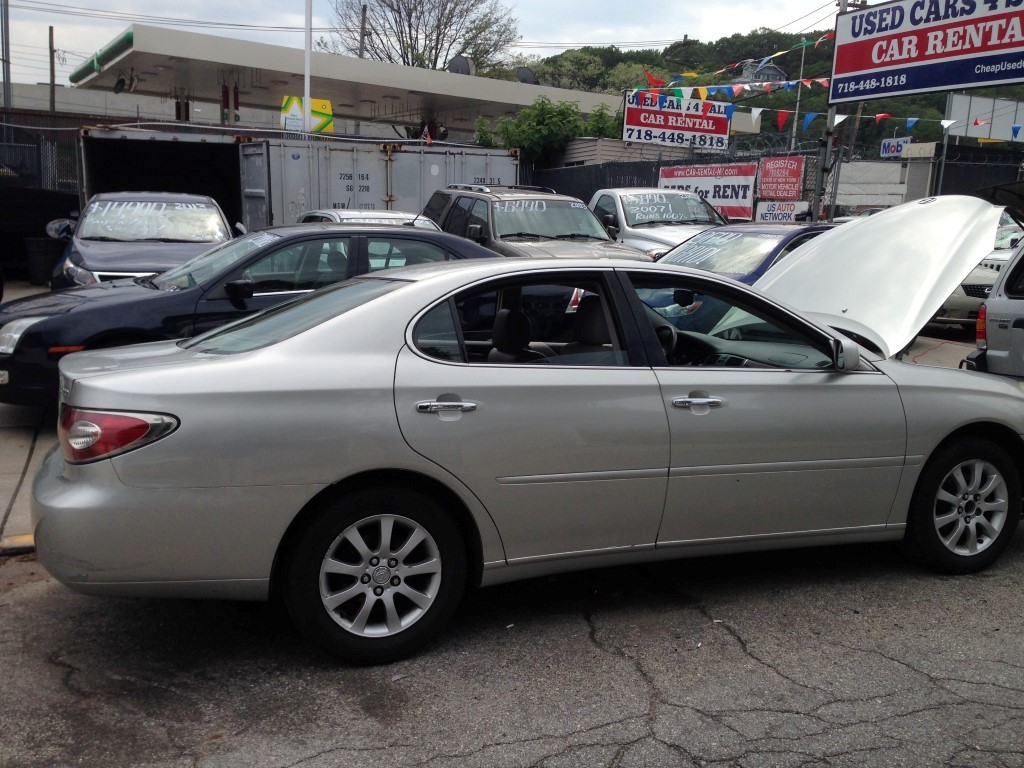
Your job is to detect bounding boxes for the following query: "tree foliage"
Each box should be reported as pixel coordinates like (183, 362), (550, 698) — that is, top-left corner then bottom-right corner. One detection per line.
(319, 0), (520, 72)
(497, 97), (584, 164)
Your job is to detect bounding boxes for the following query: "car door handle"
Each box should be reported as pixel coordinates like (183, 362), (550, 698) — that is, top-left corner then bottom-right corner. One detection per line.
(672, 396), (723, 410)
(416, 401), (478, 413)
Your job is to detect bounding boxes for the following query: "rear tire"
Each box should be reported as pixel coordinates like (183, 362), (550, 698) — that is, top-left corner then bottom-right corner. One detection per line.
(904, 439), (1020, 574)
(283, 487), (466, 664)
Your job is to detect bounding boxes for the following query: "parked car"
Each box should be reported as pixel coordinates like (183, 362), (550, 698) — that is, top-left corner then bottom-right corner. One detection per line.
(931, 265), (997, 329)
(979, 223), (1023, 271)
(587, 187), (727, 258)
(966, 236), (1024, 376)
(47, 192), (239, 290)
(421, 184), (649, 261)
(297, 209), (440, 230)
(32, 196), (1021, 664)
(0, 225), (497, 407)
(658, 222), (833, 284)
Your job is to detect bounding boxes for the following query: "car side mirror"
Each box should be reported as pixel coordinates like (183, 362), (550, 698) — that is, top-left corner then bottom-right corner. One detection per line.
(234, 222), (247, 236)
(46, 218), (75, 241)
(673, 289), (695, 307)
(832, 337), (861, 372)
(466, 223), (484, 241)
(224, 279), (255, 300)
(601, 214), (619, 235)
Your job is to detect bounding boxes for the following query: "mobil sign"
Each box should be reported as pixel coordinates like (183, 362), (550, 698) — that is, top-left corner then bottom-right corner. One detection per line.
(880, 136), (913, 157)
(830, 0), (1024, 104)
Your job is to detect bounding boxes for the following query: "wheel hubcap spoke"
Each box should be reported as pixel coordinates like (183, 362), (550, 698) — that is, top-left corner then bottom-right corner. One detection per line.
(934, 459), (1008, 557)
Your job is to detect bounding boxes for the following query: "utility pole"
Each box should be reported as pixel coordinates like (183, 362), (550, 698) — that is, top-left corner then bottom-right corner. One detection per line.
(812, 0), (852, 220)
(789, 41), (807, 151)
(49, 27), (55, 114)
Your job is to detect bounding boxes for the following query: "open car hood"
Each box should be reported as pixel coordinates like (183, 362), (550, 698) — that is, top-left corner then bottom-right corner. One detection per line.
(970, 180), (1024, 223)
(755, 196), (1001, 359)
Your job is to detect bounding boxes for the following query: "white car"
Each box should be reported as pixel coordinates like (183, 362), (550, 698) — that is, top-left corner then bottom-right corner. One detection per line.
(589, 187), (728, 258)
(32, 196), (1021, 663)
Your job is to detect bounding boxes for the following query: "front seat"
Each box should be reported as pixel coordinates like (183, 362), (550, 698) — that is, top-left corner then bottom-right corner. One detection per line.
(488, 308), (547, 363)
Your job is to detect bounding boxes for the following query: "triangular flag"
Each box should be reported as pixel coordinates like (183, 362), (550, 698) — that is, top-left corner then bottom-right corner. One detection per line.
(755, 56), (772, 72)
(815, 78), (829, 87)
(940, 119), (957, 130)
(421, 125), (432, 144)
(751, 107), (763, 124)
(732, 84), (744, 97)
(784, 81), (795, 92)
(696, 87), (708, 100)
(1014, 125), (1022, 140)
(777, 111), (791, 131)
(707, 86), (719, 97)
(906, 117), (920, 131)
(815, 31), (836, 47)
(833, 114), (849, 127)
(875, 113), (892, 124)
(803, 112), (819, 131)
(725, 104), (737, 120)
(974, 118), (991, 126)
(681, 72), (699, 78)
(645, 70), (666, 87)
(673, 88), (683, 99)
(801, 79), (813, 88)
(658, 95), (667, 109)
(763, 82), (772, 94)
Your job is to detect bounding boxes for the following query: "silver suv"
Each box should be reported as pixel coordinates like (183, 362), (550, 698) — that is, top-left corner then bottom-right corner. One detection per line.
(422, 184), (650, 261)
(968, 238), (1024, 376)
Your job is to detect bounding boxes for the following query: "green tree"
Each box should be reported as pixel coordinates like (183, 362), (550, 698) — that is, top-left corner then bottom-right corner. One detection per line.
(497, 97), (584, 164)
(583, 103), (621, 139)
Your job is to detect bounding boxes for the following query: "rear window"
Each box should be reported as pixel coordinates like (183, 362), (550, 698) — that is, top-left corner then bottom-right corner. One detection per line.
(181, 278), (403, 353)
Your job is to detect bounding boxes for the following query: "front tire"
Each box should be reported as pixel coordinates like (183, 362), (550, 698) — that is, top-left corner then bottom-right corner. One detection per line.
(904, 439), (1021, 574)
(284, 487), (466, 664)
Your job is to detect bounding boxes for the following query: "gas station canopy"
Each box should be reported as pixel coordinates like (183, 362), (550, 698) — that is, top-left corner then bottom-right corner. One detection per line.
(70, 25), (623, 133)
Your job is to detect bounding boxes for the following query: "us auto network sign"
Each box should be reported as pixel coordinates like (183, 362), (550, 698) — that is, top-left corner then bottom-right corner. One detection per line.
(830, 0), (1024, 104)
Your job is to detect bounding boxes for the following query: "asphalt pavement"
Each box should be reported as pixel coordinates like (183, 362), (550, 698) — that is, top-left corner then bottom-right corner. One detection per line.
(0, 281), (980, 555)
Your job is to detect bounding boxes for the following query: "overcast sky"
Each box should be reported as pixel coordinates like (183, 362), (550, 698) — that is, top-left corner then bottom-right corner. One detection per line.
(8, 0), (840, 86)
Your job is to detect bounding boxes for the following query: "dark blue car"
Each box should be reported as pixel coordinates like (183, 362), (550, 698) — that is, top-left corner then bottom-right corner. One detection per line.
(0, 224), (498, 407)
(642, 223), (833, 333)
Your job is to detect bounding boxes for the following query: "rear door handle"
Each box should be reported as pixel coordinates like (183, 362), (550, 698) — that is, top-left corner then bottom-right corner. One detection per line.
(672, 396), (723, 410)
(416, 401), (478, 413)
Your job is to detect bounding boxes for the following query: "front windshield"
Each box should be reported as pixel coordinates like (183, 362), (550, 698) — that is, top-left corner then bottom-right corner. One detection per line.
(493, 199), (609, 240)
(78, 199), (231, 242)
(620, 191), (726, 227)
(153, 231), (282, 290)
(994, 224), (1023, 250)
(661, 230), (785, 279)
(181, 277), (403, 353)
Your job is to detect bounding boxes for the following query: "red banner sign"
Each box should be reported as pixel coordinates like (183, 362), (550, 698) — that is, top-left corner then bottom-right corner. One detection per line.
(757, 156), (805, 201)
(623, 91), (731, 150)
(658, 163), (757, 220)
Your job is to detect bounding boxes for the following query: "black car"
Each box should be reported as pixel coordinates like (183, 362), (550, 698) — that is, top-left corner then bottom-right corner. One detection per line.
(0, 224), (498, 407)
(48, 191), (237, 290)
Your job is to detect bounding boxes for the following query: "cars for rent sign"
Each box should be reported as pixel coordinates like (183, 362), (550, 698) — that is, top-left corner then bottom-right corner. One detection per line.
(658, 163), (757, 220)
(830, 0), (1024, 103)
(623, 90), (731, 150)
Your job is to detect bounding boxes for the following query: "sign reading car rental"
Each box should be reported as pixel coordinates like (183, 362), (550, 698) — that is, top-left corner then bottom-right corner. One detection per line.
(658, 163), (757, 220)
(830, 0), (1024, 104)
(623, 90), (731, 150)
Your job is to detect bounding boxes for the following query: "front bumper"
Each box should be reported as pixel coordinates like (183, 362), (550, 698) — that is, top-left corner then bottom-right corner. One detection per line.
(0, 349), (61, 407)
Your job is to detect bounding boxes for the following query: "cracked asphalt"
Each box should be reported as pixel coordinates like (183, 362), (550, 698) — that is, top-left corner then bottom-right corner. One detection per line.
(3, 532), (1022, 767)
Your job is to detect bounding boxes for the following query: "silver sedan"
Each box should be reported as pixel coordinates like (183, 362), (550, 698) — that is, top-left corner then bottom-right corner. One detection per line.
(32, 199), (1024, 663)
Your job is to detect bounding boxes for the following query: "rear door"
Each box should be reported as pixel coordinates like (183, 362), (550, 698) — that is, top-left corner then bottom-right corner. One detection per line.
(394, 268), (669, 563)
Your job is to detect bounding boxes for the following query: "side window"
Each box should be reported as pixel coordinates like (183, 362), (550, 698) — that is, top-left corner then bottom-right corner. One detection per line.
(243, 238), (350, 293)
(366, 238), (447, 271)
(468, 199), (489, 233)
(593, 195), (617, 223)
(413, 301), (462, 362)
(422, 191), (451, 225)
(627, 274), (833, 369)
(775, 231), (824, 264)
(414, 276), (628, 366)
(445, 197), (476, 237)
(1006, 256), (1024, 296)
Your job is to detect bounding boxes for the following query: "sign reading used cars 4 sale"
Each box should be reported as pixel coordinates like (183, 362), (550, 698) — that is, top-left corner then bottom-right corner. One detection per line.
(830, 0), (1024, 104)
(623, 91), (730, 149)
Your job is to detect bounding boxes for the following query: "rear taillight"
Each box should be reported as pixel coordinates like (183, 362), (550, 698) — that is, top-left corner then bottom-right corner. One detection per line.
(59, 406), (178, 464)
(976, 304), (987, 350)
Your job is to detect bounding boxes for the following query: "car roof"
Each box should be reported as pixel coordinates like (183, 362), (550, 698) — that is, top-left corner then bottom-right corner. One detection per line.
(600, 187), (705, 198)
(443, 184), (583, 202)
(89, 191), (217, 203)
(255, 222), (493, 243)
(301, 209), (420, 218)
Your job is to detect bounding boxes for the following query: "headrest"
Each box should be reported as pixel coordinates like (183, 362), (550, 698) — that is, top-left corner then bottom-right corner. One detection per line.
(574, 295), (610, 345)
(492, 308), (532, 352)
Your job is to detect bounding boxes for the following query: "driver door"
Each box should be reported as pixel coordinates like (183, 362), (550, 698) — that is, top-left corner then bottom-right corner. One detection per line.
(621, 271), (907, 546)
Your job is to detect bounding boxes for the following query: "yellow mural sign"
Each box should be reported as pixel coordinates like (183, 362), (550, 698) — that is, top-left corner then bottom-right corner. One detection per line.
(280, 96), (334, 134)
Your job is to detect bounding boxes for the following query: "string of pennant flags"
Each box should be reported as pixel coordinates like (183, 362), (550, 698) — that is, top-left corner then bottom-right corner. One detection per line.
(628, 31), (1023, 139)
(630, 77), (1020, 137)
